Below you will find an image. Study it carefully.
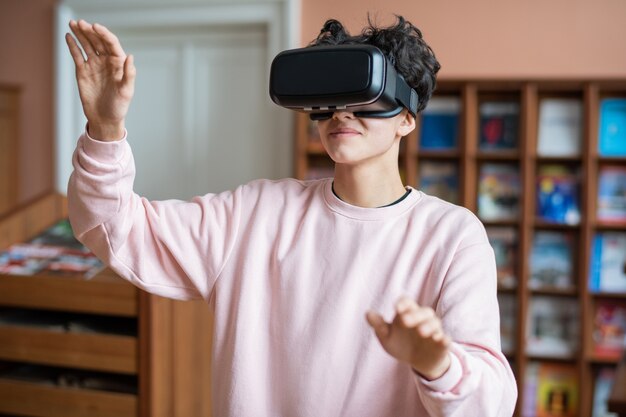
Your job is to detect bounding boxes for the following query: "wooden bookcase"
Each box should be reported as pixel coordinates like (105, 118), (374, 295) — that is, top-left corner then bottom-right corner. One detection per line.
(0, 193), (213, 417)
(293, 80), (626, 417)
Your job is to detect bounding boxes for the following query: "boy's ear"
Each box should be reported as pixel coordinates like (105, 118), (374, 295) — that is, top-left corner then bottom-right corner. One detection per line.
(397, 110), (416, 137)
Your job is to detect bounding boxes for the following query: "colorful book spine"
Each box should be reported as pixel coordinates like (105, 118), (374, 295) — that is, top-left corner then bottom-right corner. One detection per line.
(598, 98), (626, 157)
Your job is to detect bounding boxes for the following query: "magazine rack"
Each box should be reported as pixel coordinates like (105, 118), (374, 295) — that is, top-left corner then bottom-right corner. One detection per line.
(0, 193), (213, 417)
(294, 79), (626, 417)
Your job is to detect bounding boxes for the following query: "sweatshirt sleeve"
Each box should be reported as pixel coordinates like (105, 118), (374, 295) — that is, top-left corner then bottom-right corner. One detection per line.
(67, 131), (242, 301)
(414, 215), (518, 417)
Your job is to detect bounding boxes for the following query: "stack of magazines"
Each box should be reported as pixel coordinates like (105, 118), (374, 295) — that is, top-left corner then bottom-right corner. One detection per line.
(0, 220), (104, 278)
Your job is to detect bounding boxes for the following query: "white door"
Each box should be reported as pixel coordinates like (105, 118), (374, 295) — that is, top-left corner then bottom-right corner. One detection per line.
(119, 25), (285, 200)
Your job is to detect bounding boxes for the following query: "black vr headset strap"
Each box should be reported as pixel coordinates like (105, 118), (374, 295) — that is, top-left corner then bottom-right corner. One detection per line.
(395, 75), (419, 118)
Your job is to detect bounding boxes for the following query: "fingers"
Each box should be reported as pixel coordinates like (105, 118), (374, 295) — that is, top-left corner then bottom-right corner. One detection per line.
(366, 310), (390, 340)
(69, 20), (124, 59)
(394, 297), (448, 343)
(78, 19), (108, 57)
(93, 23), (126, 57)
(65, 33), (85, 68)
(69, 20), (96, 58)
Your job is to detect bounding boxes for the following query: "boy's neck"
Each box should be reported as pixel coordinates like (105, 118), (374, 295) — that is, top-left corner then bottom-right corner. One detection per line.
(332, 163), (406, 208)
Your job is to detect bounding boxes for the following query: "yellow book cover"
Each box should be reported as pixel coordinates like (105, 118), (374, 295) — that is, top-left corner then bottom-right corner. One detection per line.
(536, 363), (579, 417)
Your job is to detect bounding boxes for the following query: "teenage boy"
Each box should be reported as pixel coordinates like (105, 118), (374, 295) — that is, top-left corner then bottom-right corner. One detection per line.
(66, 16), (517, 417)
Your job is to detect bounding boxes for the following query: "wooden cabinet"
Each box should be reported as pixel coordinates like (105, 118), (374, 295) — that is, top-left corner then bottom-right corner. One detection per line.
(0, 193), (212, 417)
(294, 80), (626, 417)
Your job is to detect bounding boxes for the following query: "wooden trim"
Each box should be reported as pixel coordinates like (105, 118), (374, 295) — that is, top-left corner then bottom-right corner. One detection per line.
(0, 379), (137, 417)
(0, 86), (20, 216)
(0, 326), (137, 374)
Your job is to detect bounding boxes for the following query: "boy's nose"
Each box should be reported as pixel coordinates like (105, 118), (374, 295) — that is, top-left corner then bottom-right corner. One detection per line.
(332, 111), (356, 120)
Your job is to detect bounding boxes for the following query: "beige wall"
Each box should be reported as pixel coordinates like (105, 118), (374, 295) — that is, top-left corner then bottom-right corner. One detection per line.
(0, 0), (57, 207)
(301, 0), (626, 79)
(1, 0), (625, 211)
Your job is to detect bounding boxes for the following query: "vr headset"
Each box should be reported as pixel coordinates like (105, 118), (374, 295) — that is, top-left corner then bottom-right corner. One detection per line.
(269, 45), (419, 121)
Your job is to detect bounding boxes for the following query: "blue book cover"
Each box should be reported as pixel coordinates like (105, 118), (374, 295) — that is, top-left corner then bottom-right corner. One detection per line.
(589, 234), (603, 292)
(419, 97), (460, 150)
(598, 98), (626, 156)
(589, 232), (626, 293)
(536, 165), (581, 225)
(597, 166), (626, 223)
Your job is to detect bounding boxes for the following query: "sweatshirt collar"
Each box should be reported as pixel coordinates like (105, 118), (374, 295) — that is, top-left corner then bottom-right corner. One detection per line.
(322, 178), (422, 221)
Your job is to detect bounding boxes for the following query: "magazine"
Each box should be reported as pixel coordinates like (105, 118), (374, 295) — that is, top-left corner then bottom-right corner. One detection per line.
(0, 220), (104, 279)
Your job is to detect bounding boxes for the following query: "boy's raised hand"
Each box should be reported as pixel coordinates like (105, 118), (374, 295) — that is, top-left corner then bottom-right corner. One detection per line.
(366, 297), (452, 381)
(66, 20), (135, 141)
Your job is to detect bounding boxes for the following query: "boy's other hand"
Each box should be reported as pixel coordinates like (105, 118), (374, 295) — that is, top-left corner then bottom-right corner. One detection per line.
(366, 297), (451, 381)
(66, 20), (136, 141)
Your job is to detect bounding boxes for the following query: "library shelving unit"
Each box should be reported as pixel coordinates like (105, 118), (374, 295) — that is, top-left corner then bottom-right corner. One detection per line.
(0, 193), (213, 417)
(293, 79), (626, 417)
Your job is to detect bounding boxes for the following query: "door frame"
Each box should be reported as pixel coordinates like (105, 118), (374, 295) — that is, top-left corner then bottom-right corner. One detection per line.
(54, 0), (300, 194)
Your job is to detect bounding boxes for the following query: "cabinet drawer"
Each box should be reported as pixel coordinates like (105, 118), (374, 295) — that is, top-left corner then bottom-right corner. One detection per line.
(0, 326), (137, 374)
(0, 379), (137, 417)
(0, 271), (137, 316)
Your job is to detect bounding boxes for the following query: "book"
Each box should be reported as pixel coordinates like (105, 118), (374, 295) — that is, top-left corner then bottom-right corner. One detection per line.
(589, 232), (626, 293)
(419, 96), (461, 150)
(592, 367), (618, 417)
(523, 362), (540, 417)
(418, 161), (459, 204)
(592, 301), (626, 360)
(536, 165), (581, 225)
(486, 227), (518, 289)
(597, 166), (626, 224)
(478, 163), (521, 221)
(598, 98), (626, 157)
(537, 98), (582, 157)
(526, 296), (579, 358)
(529, 231), (575, 291)
(0, 220), (104, 278)
(498, 293), (517, 354)
(479, 101), (519, 151)
(536, 363), (579, 417)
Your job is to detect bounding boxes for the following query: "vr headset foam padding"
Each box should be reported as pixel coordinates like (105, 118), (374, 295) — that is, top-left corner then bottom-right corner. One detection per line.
(269, 45), (419, 120)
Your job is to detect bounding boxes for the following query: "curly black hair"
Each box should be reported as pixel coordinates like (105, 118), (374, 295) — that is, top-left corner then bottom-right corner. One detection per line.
(309, 15), (441, 114)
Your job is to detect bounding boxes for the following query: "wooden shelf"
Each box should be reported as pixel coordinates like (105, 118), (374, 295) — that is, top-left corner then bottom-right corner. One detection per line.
(0, 271), (137, 317)
(0, 379), (137, 417)
(294, 79), (626, 417)
(0, 325), (137, 374)
(529, 287), (578, 297)
(0, 192), (214, 416)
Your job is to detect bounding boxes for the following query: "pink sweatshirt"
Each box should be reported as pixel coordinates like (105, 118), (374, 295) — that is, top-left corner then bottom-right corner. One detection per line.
(68, 131), (517, 417)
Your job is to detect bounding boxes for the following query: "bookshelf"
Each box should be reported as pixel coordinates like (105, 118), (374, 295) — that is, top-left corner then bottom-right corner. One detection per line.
(293, 80), (626, 417)
(0, 193), (213, 417)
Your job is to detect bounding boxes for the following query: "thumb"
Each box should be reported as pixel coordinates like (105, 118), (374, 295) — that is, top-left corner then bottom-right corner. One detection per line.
(366, 310), (390, 341)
